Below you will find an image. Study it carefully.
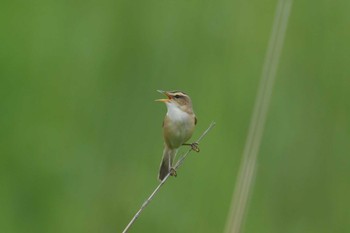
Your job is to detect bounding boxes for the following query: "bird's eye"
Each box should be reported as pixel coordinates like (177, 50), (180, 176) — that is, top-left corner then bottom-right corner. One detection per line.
(174, 95), (181, 99)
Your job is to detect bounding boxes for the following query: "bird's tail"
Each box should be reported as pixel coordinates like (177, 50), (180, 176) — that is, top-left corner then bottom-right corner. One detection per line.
(158, 147), (177, 181)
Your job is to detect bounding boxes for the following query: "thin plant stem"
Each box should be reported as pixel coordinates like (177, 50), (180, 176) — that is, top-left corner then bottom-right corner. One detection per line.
(122, 122), (216, 233)
(224, 1), (293, 233)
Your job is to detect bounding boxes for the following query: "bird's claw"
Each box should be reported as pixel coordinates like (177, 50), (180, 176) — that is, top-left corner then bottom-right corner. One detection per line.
(191, 142), (200, 152)
(170, 168), (177, 177)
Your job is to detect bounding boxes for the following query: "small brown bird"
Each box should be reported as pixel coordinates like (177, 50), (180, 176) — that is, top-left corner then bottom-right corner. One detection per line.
(156, 90), (198, 181)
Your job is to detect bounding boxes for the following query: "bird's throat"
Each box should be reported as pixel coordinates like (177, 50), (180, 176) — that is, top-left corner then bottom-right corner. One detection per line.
(166, 102), (191, 122)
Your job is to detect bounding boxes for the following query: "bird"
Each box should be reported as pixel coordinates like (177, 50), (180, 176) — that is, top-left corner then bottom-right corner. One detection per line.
(156, 90), (198, 181)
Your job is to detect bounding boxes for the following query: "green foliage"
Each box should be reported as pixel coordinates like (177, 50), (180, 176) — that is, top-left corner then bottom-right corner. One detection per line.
(1, 0), (349, 232)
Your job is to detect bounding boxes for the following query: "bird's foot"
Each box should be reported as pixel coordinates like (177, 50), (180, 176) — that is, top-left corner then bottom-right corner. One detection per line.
(183, 142), (200, 152)
(190, 142), (200, 152)
(169, 168), (177, 177)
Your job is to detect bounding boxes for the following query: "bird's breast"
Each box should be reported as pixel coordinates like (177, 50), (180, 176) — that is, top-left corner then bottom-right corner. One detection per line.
(163, 108), (195, 149)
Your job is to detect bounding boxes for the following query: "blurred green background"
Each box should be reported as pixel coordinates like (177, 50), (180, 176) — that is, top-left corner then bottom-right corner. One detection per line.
(1, 0), (350, 232)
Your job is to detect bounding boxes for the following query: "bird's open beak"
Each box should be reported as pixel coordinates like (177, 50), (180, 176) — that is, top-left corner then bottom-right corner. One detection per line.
(155, 90), (171, 102)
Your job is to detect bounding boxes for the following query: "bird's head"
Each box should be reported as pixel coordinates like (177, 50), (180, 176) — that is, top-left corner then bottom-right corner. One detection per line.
(156, 90), (193, 113)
